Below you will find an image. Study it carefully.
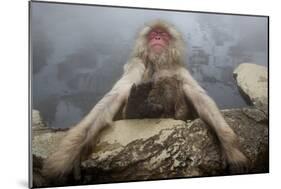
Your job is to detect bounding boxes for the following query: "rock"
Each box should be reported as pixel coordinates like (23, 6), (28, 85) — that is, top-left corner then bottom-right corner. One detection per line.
(32, 110), (52, 139)
(233, 63), (268, 114)
(31, 109), (68, 187)
(32, 110), (44, 130)
(32, 108), (268, 186)
(32, 110), (67, 158)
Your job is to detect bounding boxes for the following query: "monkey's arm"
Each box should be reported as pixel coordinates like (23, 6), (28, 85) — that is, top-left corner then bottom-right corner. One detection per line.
(178, 67), (248, 172)
(43, 58), (145, 180)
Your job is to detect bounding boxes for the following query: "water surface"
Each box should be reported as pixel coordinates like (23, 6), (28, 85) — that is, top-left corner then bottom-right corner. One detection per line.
(31, 2), (268, 128)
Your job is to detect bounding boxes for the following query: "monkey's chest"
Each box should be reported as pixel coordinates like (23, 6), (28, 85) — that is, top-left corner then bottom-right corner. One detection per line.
(124, 77), (195, 121)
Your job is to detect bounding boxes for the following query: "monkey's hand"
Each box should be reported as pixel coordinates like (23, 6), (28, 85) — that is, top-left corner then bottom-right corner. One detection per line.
(222, 141), (249, 174)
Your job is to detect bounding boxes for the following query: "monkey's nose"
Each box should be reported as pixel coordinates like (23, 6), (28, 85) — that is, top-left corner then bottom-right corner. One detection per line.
(155, 36), (161, 40)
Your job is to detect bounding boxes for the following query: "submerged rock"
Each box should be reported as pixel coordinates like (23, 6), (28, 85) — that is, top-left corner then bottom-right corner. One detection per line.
(233, 63), (268, 114)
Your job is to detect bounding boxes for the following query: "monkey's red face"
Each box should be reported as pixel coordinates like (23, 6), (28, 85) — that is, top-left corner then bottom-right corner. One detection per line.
(147, 28), (171, 54)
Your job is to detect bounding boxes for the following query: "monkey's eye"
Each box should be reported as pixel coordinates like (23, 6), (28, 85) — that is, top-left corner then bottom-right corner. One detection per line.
(149, 31), (158, 38)
(161, 32), (168, 37)
(148, 30), (170, 41)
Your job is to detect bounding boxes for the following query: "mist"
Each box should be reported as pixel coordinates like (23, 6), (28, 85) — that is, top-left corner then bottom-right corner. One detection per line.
(31, 2), (268, 128)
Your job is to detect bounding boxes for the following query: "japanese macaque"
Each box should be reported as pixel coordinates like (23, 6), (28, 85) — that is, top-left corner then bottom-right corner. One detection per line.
(42, 20), (248, 181)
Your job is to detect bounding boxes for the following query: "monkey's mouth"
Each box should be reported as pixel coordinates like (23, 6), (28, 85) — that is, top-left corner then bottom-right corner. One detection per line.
(151, 43), (165, 48)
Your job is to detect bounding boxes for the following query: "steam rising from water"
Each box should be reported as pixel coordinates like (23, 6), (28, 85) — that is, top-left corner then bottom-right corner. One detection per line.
(31, 2), (268, 128)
